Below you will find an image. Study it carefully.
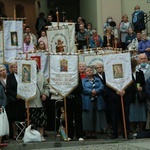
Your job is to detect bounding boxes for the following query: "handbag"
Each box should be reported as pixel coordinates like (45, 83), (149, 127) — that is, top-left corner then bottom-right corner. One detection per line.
(137, 91), (148, 103)
(23, 125), (41, 143)
(0, 107), (9, 136)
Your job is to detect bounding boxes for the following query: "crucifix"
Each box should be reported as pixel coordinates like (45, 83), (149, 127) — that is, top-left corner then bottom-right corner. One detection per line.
(62, 10), (66, 22)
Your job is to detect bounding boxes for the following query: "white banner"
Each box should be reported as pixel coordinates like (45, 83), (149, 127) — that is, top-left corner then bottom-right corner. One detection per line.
(50, 55), (78, 97)
(17, 60), (37, 101)
(50, 22), (76, 53)
(103, 53), (132, 91)
(84, 54), (103, 66)
(0, 31), (3, 64)
(47, 28), (70, 53)
(18, 52), (49, 79)
(3, 20), (23, 63)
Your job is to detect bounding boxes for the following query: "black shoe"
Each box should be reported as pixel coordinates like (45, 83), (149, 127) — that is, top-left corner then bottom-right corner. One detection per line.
(84, 135), (91, 139)
(43, 131), (48, 137)
(91, 135), (97, 139)
(110, 134), (118, 139)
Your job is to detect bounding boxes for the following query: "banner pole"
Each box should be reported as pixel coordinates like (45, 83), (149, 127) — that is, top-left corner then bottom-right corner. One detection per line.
(26, 101), (30, 126)
(64, 97), (68, 140)
(121, 96), (127, 139)
(14, 5), (16, 20)
(56, 9), (59, 29)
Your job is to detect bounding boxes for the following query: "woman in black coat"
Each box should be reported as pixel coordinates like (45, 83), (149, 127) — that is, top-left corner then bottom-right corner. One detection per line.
(6, 62), (25, 140)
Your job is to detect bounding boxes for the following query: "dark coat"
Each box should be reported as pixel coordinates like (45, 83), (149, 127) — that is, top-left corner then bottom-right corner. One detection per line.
(132, 11), (145, 32)
(67, 76), (83, 105)
(103, 34), (114, 47)
(6, 73), (17, 100)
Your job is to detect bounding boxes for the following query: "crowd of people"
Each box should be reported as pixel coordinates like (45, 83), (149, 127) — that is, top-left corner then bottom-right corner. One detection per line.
(0, 4), (150, 149)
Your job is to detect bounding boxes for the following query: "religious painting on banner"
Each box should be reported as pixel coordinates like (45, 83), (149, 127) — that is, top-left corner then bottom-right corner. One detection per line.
(0, 31), (3, 64)
(19, 52), (49, 79)
(17, 60), (37, 101)
(3, 20), (23, 63)
(50, 55), (78, 97)
(47, 27), (70, 53)
(31, 56), (41, 69)
(51, 22), (76, 53)
(103, 53), (132, 91)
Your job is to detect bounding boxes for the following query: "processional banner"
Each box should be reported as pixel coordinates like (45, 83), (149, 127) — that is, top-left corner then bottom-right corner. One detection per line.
(18, 52), (49, 79)
(3, 20), (23, 63)
(17, 60), (37, 101)
(103, 53), (132, 91)
(0, 31), (3, 64)
(49, 22), (76, 52)
(47, 27), (70, 53)
(50, 55), (78, 97)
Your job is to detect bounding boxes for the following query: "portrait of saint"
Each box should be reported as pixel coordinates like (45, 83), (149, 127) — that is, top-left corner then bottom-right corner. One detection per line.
(10, 31), (18, 46)
(113, 64), (123, 79)
(56, 39), (64, 53)
(22, 64), (31, 83)
(60, 59), (68, 72)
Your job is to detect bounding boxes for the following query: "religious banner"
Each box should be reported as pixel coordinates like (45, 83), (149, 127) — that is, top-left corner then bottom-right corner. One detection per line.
(83, 54), (103, 66)
(18, 52), (49, 79)
(49, 22), (76, 53)
(3, 20), (23, 63)
(103, 53), (132, 91)
(47, 27), (70, 53)
(0, 31), (3, 64)
(17, 60), (37, 101)
(50, 54), (78, 97)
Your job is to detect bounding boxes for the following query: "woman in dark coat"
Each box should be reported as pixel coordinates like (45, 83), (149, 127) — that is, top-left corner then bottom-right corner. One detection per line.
(6, 62), (25, 140)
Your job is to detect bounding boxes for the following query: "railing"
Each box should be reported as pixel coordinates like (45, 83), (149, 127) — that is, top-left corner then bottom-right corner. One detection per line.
(145, 11), (150, 35)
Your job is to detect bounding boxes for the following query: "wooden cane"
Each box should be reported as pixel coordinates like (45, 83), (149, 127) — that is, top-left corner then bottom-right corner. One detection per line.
(121, 96), (127, 139)
(63, 97), (68, 140)
(26, 101), (30, 126)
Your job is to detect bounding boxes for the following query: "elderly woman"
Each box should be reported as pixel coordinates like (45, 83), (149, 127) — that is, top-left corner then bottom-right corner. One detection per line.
(0, 65), (7, 90)
(103, 27), (115, 47)
(90, 30), (103, 48)
(138, 32), (150, 59)
(28, 64), (50, 142)
(82, 66), (105, 139)
(6, 62), (25, 140)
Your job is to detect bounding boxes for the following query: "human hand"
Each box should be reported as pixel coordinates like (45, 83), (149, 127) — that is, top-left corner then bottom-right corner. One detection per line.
(92, 89), (97, 95)
(16, 95), (21, 100)
(41, 94), (47, 101)
(137, 87), (142, 91)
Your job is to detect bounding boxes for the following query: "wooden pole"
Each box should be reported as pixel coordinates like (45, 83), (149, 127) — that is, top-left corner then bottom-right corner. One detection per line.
(63, 97), (68, 139)
(14, 5), (16, 20)
(26, 101), (30, 126)
(121, 96), (127, 139)
(56, 9), (59, 29)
